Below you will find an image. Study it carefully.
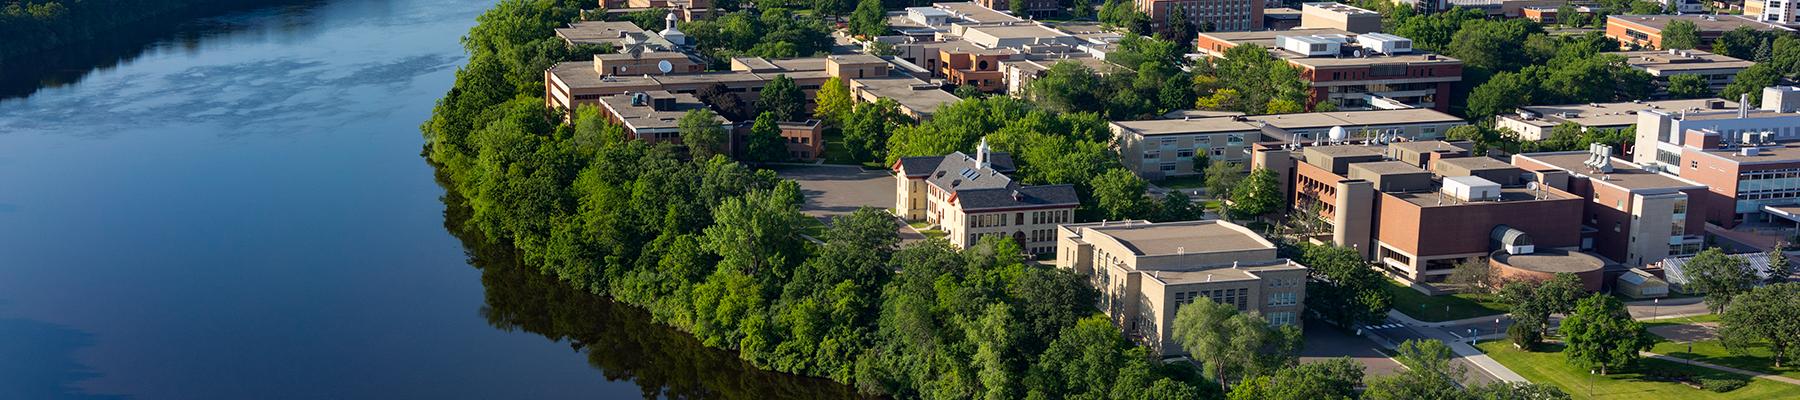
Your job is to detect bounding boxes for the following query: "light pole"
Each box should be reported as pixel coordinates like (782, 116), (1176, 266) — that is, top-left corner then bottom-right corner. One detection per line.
(1653, 297), (1660, 321)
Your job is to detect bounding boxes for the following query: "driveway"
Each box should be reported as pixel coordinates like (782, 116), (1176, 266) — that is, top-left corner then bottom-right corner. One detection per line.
(774, 165), (894, 219)
(1299, 322), (1407, 378)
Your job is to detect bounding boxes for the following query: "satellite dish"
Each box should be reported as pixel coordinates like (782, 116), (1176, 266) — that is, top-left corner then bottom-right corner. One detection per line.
(657, 60), (673, 74)
(1328, 126), (1348, 142)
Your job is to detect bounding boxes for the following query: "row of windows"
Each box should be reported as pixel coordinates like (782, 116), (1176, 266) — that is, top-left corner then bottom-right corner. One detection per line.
(1267, 291), (1298, 306)
(1031, 209), (1072, 225)
(1174, 288), (1249, 312)
(1268, 311), (1296, 326)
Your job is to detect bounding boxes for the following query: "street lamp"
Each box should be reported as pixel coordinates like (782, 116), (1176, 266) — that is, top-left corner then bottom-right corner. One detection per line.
(1653, 297), (1660, 321)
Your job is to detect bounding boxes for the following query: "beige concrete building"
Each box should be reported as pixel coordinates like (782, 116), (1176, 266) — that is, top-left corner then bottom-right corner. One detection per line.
(1056, 220), (1309, 356)
(893, 141), (1080, 254)
(1111, 118), (1261, 179)
(1617, 49), (1755, 93)
(1496, 98), (1735, 141)
(1300, 2), (1383, 34)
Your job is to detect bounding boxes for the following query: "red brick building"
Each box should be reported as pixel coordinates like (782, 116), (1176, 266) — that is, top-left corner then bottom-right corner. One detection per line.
(1195, 29), (1463, 112)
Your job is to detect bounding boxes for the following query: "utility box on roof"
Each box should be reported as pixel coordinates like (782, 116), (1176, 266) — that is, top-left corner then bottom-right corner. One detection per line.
(1442, 176), (1500, 202)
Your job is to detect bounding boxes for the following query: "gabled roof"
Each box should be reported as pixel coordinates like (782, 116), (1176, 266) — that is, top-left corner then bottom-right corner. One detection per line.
(894, 152), (1014, 177)
(956, 184), (1080, 211)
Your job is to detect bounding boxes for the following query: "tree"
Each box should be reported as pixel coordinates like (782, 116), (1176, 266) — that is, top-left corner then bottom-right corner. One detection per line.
(572, 105), (623, 151)
(955, 84), (983, 98)
(1666, 73), (1713, 99)
(1683, 248), (1757, 313)
(1723, 64), (1781, 104)
(1448, 259), (1494, 293)
(1203, 160), (1242, 200)
(1300, 243), (1393, 328)
(1719, 283), (1800, 368)
(1712, 27), (1765, 60)
(745, 112), (790, 162)
(756, 74), (804, 121)
(1535, 272), (1586, 316)
(1661, 20), (1700, 50)
(1171, 298), (1301, 386)
(1028, 62), (1101, 114)
(698, 83), (753, 120)
(1467, 71), (1535, 120)
(814, 76), (853, 127)
(1069, 0), (1093, 20)
(1228, 168), (1283, 219)
(1009, 0), (1028, 17)
(842, 99), (901, 163)
(1162, 6), (1194, 46)
(1770, 246), (1793, 283)
(678, 109), (729, 159)
(1155, 190), (1201, 222)
(1364, 340), (1466, 400)
(847, 0), (886, 37)
(1467, 382), (1571, 399)
(1090, 168), (1155, 221)
(1560, 295), (1654, 375)
(1446, 19), (1539, 73)
(1226, 358), (1363, 400)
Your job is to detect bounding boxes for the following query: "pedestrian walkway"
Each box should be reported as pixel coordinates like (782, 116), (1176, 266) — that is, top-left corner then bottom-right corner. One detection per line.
(1384, 310), (1528, 383)
(1642, 351), (1800, 386)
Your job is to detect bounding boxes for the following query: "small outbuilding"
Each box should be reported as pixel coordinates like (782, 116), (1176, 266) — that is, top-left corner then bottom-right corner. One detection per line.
(1616, 268), (1669, 299)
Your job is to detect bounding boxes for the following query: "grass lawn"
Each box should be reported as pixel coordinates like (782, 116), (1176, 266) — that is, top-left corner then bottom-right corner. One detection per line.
(819, 129), (884, 169)
(1384, 281), (1509, 322)
(1478, 341), (1800, 400)
(1157, 175), (1206, 190)
(919, 228), (947, 240)
(1644, 314), (1800, 380)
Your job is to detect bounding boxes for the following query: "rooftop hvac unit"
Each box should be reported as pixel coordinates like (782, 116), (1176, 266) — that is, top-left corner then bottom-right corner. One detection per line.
(1356, 33), (1414, 55)
(1583, 143), (1614, 173)
(1443, 176), (1501, 202)
(1742, 147), (1762, 156)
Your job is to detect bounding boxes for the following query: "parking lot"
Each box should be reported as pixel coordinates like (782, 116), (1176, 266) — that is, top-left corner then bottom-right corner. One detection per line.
(774, 165), (894, 219)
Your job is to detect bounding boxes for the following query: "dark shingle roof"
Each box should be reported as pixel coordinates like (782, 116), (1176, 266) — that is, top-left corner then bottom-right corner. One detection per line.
(957, 184), (1080, 211)
(895, 151), (1015, 177)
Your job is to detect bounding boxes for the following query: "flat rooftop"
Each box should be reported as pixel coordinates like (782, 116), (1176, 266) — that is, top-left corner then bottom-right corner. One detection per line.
(1112, 118), (1260, 136)
(1090, 221), (1275, 256)
(555, 21), (646, 44)
(1433, 155), (1513, 171)
(1693, 143), (1800, 163)
(598, 92), (722, 130)
(1007, 56), (1129, 75)
(1389, 140), (1469, 154)
(965, 24), (1073, 40)
(934, 2), (1021, 23)
(1492, 248), (1605, 274)
(1282, 51), (1462, 68)
(1304, 2), (1380, 15)
(849, 76), (960, 114)
(1389, 185), (1577, 206)
(1247, 109), (1463, 129)
(1608, 14), (1794, 32)
(1198, 28), (1355, 49)
(1305, 144), (1386, 158)
(1515, 152), (1704, 191)
(1351, 160), (1429, 175)
(1616, 49), (1754, 74)
(1513, 98), (1734, 128)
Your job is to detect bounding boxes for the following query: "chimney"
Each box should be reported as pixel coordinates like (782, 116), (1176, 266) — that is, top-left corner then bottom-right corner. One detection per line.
(1740, 93), (1751, 119)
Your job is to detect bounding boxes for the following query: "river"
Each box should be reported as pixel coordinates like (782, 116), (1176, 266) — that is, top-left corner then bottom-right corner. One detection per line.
(0, 1), (856, 398)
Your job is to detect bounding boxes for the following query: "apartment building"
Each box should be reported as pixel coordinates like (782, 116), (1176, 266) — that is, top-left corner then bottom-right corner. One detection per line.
(1251, 141), (1587, 283)
(1138, 0), (1264, 35)
(1746, 0), (1797, 24)
(1617, 49), (1754, 93)
(893, 141), (1080, 254)
(1056, 220), (1308, 356)
(1606, 14), (1795, 50)
(1633, 87), (1800, 227)
(1514, 149), (1709, 267)
(1196, 29), (1463, 111)
(1496, 98), (1736, 140)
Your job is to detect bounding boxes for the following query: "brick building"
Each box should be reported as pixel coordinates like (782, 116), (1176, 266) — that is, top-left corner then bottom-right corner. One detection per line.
(1195, 29), (1463, 111)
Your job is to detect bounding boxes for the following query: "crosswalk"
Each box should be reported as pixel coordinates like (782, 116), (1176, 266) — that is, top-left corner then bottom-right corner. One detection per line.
(1361, 323), (1406, 330)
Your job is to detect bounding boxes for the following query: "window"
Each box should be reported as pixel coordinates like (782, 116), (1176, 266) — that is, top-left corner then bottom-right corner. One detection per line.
(1144, 152), (1159, 159)
(1177, 149), (1195, 159)
(1161, 163), (1177, 171)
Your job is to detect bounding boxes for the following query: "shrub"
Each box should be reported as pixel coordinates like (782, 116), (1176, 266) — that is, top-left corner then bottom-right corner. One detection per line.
(1700, 377), (1748, 393)
(1507, 320), (1541, 350)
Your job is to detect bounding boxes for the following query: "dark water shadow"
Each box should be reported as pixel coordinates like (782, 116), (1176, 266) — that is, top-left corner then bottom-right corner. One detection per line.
(0, 318), (122, 400)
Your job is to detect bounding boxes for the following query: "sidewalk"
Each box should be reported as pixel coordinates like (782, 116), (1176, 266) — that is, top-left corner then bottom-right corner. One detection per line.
(1386, 310), (1528, 383)
(1642, 351), (1800, 386)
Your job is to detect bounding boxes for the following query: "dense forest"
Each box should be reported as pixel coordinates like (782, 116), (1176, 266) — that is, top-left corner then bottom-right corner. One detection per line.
(0, 0), (303, 67)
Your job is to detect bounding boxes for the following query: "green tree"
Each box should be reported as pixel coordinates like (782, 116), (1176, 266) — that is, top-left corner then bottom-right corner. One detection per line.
(1227, 357), (1365, 400)
(572, 104), (623, 151)
(1171, 297), (1301, 386)
(955, 84), (983, 99)
(1090, 168), (1155, 220)
(1770, 246), (1792, 283)
(847, 0), (886, 37)
(1560, 295), (1654, 375)
(1684, 248), (1758, 313)
(1009, 0), (1028, 17)
(1446, 19), (1539, 73)
(1666, 73), (1713, 99)
(1723, 64), (1781, 104)
(1661, 20), (1700, 50)
(842, 99), (902, 162)
(678, 108), (729, 159)
(1162, 5), (1194, 46)
(1718, 283), (1800, 368)
(1468, 382), (1572, 399)
(1155, 190), (1201, 222)
(1364, 340), (1466, 400)
(756, 74), (804, 121)
(746, 112), (790, 162)
(1203, 160), (1242, 201)
(1228, 168), (1283, 219)
(1712, 27), (1765, 60)
(1028, 62), (1100, 114)
(1069, 0), (1093, 19)
(1299, 243), (1393, 328)
(1535, 272), (1587, 316)
(813, 76), (853, 126)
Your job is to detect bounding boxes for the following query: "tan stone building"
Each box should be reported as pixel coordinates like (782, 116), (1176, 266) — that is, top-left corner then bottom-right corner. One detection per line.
(1056, 220), (1309, 356)
(893, 141), (1080, 255)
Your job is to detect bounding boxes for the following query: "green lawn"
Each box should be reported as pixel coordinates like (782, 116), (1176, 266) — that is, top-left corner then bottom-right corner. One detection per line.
(819, 129), (884, 169)
(1157, 175), (1206, 190)
(1478, 341), (1800, 400)
(1644, 314), (1800, 380)
(1385, 282), (1509, 322)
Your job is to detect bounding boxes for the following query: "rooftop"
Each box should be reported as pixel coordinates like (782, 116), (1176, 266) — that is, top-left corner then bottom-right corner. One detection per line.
(1388, 140), (1470, 155)
(1692, 142), (1800, 163)
(1198, 28), (1355, 49)
(1350, 160), (1430, 176)
(1616, 49), (1755, 74)
(1510, 98), (1735, 128)
(1389, 185), (1578, 206)
(555, 21), (647, 45)
(934, 2), (1021, 23)
(1492, 248), (1605, 274)
(1303, 2), (1380, 15)
(1514, 152), (1705, 191)
(1111, 118), (1261, 136)
(597, 91), (723, 131)
(1433, 155), (1514, 172)
(1087, 220), (1275, 256)
(1246, 109), (1464, 130)
(1608, 14), (1795, 32)
(1146, 261), (1314, 286)
(849, 76), (960, 115)
(1304, 144), (1386, 158)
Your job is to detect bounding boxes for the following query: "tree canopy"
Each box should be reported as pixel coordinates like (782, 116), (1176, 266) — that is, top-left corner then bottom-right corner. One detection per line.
(1560, 295), (1654, 375)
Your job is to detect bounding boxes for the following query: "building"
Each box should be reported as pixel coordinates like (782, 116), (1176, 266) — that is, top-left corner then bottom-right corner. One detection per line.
(596, 91), (733, 143)
(1496, 98), (1736, 141)
(1001, 55), (1129, 95)
(548, 54), (956, 120)
(1606, 14), (1796, 50)
(1616, 268), (1671, 298)
(1111, 109), (1465, 179)
(1747, 0), (1798, 24)
(594, 51), (705, 76)
(554, 21), (679, 51)
(777, 120), (825, 161)
(1617, 49), (1755, 93)
(1264, 7), (1303, 30)
(1056, 219), (1308, 356)
(1300, 2), (1383, 34)
(977, 0), (1066, 18)
(1513, 149), (1709, 267)
(1632, 87), (1800, 227)
(1251, 141), (1588, 283)
(1195, 29), (1464, 111)
(1390, 0), (1569, 16)
(1137, 0), (1264, 35)
(893, 141), (1081, 254)
(1659, 251), (1782, 292)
